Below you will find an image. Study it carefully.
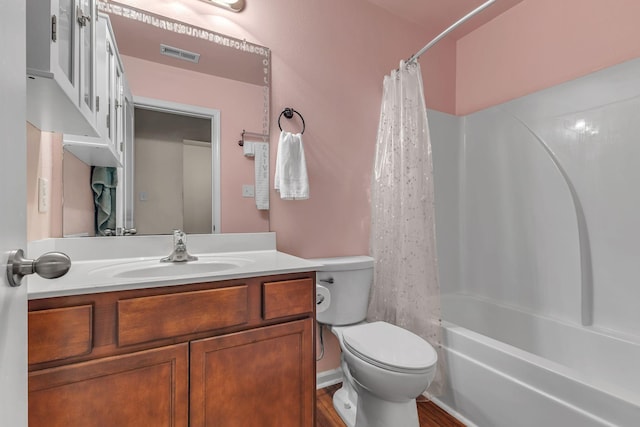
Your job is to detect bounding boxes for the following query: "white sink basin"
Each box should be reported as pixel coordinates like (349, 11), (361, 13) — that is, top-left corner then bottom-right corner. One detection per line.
(89, 256), (253, 279)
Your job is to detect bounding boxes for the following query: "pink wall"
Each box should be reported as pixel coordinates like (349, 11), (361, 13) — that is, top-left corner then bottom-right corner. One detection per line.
(26, 123), (63, 241)
(456, 0), (640, 115)
(224, 0), (455, 259)
(62, 152), (95, 237)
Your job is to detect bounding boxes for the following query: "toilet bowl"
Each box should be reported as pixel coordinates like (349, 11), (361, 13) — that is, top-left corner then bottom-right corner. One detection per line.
(312, 256), (438, 427)
(331, 322), (437, 427)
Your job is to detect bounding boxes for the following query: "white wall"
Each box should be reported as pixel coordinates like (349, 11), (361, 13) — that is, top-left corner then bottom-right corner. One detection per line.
(183, 142), (212, 234)
(135, 136), (184, 234)
(433, 57), (640, 339)
(429, 110), (462, 296)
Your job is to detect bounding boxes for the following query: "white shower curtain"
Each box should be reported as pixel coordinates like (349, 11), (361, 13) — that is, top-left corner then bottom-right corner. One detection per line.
(368, 60), (444, 394)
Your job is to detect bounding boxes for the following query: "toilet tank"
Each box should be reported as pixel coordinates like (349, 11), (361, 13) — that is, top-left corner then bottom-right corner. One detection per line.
(311, 256), (374, 326)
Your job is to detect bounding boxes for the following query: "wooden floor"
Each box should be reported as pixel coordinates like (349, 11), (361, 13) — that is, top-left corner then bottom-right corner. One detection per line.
(317, 384), (466, 427)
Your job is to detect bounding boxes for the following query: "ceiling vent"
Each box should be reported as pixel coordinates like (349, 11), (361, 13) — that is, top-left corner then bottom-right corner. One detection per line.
(160, 44), (200, 64)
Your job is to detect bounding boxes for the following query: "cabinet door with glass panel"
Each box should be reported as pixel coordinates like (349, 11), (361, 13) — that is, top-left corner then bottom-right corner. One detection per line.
(95, 12), (123, 157)
(77, 0), (96, 122)
(26, 0), (97, 136)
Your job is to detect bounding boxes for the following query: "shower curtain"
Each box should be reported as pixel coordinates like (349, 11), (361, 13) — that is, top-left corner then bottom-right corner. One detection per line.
(368, 60), (444, 394)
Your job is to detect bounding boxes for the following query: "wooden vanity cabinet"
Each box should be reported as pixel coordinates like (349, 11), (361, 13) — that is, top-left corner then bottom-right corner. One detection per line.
(28, 272), (316, 427)
(191, 319), (314, 427)
(29, 343), (189, 427)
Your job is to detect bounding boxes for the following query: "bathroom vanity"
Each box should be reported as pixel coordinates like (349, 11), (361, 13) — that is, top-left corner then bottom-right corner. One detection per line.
(26, 234), (318, 427)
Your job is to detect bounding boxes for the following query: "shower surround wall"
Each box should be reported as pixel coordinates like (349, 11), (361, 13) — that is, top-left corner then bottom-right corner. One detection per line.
(430, 57), (640, 425)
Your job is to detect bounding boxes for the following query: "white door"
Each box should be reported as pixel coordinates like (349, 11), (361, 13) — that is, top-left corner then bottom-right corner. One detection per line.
(0, 1), (28, 425)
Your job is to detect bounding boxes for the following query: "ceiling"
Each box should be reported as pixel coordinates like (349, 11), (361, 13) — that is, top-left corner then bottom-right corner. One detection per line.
(364, 0), (525, 40)
(105, 0), (526, 82)
(116, 0), (525, 41)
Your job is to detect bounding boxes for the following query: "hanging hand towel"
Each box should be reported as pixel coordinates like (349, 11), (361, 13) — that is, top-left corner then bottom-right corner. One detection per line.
(274, 131), (309, 200)
(91, 166), (118, 235)
(243, 141), (255, 157)
(254, 142), (269, 210)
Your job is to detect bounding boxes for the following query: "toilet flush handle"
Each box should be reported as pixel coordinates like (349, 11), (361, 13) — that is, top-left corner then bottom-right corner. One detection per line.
(319, 277), (334, 284)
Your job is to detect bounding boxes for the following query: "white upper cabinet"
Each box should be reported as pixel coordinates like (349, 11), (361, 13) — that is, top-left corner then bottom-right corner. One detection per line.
(62, 13), (126, 168)
(27, 0), (98, 136)
(27, 3), (129, 167)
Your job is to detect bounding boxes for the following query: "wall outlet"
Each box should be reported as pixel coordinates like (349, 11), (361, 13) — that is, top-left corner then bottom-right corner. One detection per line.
(38, 177), (49, 213)
(242, 184), (255, 198)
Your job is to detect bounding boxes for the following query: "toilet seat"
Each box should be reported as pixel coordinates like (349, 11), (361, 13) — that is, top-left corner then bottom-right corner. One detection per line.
(342, 321), (437, 374)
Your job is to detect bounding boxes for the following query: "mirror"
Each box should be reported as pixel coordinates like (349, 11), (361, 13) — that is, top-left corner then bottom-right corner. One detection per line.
(59, 0), (271, 238)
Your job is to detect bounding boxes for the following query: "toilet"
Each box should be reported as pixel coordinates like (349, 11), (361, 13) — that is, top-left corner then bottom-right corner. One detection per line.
(313, 256), (437, 427)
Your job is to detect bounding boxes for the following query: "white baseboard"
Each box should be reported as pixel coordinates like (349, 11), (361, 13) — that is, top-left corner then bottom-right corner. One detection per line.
(431, 397), (478, 427)
(316, 367), (343, 389)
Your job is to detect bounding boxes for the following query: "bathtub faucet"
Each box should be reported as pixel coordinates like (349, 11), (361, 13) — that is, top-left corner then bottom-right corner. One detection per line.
(161, 229), (198, 262)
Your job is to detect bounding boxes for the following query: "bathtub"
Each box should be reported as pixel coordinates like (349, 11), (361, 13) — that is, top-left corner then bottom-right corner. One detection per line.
(434, 293), (640, 427)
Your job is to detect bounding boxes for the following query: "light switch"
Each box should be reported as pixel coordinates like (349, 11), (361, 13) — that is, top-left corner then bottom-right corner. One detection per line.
(242, 184), (255, 198)
(139, 191), (148, 201)
(38, 177), (49, 213)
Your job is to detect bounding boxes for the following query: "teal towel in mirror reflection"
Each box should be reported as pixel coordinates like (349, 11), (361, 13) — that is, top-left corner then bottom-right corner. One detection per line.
(92, 166), (118, 235)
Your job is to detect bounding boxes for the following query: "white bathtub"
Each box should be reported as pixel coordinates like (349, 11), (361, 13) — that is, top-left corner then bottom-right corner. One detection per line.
(435, 293), (640, 427)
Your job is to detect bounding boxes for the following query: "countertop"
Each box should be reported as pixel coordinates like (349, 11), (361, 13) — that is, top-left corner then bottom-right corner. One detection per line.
(27, 234), (321, 299)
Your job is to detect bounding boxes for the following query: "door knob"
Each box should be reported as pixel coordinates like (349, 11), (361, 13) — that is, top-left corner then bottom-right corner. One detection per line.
(6, 249), (71, 287)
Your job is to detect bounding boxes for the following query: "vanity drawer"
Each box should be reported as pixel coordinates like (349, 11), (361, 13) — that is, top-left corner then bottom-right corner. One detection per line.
(117, 285), (249, 346)
(28, 305), (93, 365)
(262, 278), (314, 320)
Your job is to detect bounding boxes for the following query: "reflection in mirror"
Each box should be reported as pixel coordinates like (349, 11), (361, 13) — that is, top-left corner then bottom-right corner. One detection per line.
(55, 1), (271, 239)
(134, 107), (213, 235)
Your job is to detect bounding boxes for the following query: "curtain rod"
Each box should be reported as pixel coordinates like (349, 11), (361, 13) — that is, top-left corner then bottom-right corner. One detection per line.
(406, 0), (496, 64)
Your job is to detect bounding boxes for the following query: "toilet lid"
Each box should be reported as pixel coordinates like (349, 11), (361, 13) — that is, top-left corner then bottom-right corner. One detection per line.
(342, 321), (437, 373)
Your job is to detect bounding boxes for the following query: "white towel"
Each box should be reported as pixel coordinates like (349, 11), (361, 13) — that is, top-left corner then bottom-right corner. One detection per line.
(243, 141), (255, 157)
(274, 131), (309, 200)
(254, 142), (269, 210)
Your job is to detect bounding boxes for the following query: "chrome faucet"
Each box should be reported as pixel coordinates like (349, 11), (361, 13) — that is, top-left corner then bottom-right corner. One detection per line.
(161, 229), (198, 262)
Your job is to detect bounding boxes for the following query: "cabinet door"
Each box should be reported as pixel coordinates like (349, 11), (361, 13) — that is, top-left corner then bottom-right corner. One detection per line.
(190, 319), (315, 427)
(94, 13), (119, 146)
(50, 0), (79, 106)
(114, 60), (124, 159)
(121, 81), (135, 229)
(77, 0), (95, 118)
(29, 343), (189, 427)
(103, 16), (116, 145)
(94, 14), (110, 138)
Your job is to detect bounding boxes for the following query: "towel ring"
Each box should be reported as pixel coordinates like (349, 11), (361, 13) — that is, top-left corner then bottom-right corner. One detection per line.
(278, 107), (305, 134)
